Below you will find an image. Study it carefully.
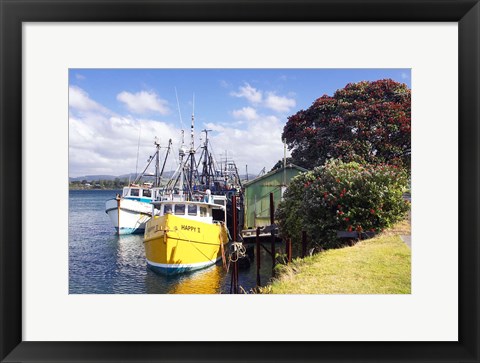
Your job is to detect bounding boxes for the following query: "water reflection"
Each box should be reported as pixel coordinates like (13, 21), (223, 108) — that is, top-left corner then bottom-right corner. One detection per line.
(69, 189), (279, 294)
(112, 234), (147, 293)
(169, 265), (225, 294)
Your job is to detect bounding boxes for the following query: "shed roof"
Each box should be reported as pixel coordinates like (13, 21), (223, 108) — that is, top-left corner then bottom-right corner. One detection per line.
(244, 163), (308, 187)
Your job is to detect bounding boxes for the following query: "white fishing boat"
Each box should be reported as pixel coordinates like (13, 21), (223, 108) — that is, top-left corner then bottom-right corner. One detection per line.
(105, 139), (171, 235)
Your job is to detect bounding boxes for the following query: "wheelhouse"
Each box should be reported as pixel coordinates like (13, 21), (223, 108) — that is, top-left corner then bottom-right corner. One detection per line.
(152, 195), (227, 224)
(122, 186), (165, 202)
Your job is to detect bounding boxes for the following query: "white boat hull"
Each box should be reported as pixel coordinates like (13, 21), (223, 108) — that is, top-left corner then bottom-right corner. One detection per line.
(105, 198), (156, 235)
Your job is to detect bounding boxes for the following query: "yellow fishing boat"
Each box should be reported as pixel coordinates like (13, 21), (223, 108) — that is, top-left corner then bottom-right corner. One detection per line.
(144, 108), (229, 275)
(144, 194), (228, 275)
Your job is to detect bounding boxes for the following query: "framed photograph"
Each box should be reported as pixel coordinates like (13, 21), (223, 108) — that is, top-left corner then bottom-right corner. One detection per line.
(1, 0), (479, 362)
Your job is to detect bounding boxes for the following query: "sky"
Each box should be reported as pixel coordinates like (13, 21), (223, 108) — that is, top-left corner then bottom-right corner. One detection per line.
(69, 69), (411, 178)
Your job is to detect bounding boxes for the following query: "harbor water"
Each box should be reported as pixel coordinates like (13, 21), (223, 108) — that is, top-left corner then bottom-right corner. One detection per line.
(69, 189), (276, 294)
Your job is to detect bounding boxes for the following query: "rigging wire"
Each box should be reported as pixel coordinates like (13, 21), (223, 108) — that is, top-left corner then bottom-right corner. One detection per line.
(134, 122), (142, 181)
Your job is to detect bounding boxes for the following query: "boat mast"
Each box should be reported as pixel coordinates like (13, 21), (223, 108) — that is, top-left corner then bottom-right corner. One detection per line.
(154, 137), (160, 187)
(133, 139), (158, 185)
(178, 143), (186, 198)
(202, 129), (212, 187)
(159, 138), (172, 184)
(188, 95), (196, 201)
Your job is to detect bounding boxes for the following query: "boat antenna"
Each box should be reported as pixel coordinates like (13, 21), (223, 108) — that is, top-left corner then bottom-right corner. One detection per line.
(175, 87), (184, 130)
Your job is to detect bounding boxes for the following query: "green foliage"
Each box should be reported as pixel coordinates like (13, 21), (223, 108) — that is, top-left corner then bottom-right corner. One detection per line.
(276, 160), (409, 251)
(275, 172), (315, 254)
(282, 79), (411, 171)
(69, 178), (129, 190)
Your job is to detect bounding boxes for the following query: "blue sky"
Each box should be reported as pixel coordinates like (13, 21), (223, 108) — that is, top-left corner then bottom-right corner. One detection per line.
(69, 69), (411, 177)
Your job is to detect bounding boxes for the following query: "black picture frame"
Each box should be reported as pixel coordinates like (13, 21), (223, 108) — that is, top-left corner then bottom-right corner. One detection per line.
(1, 1), (479, 362)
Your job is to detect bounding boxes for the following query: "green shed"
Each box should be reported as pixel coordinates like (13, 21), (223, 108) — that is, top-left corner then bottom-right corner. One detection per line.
(243, 164), (307, 231)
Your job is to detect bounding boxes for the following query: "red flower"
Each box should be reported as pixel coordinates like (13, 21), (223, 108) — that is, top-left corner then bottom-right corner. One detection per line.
(370, 209), (375, 214)
(344, 217), (349, 221)
(347, 225), (353, 232)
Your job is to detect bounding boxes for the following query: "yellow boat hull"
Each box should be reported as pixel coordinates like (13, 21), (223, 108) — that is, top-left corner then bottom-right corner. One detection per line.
(144, 214), (228, 275)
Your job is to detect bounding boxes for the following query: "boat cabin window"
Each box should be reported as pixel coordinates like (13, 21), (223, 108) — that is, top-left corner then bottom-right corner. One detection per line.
(163, 204), (173, 214)
(174, 204), (185, 215)
(213, 199), (225, 206)
(142, 189), (151, 198)
(188, 204), (198, 216)
(200, 207), (207, 217)
(130, 188), (139, 197)
(212, 208), (225, 223)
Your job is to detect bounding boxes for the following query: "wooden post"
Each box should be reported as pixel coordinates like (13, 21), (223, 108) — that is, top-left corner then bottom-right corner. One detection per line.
(232, 195), (237, 242)
(302, 231), (307, 258)
(256, 227), (261, 286)
(230, 262), (234, 294)
(269, 193), (275, 273)
(230, 255), (239, 294)
(287, 238), (292, 263)
(234, 258), (239, 294)
(232, 196), (240, 293)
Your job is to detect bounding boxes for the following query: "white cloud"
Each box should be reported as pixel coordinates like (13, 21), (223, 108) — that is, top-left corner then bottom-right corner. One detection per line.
(117, 90), (169, 115)
(264, 92), (296, 112)
(75, 73), (86, 80)
(401, 72), (409, 80)
(70, 113), (181, 177)
(232, 107), (258, 121)
(69, 89), (180, 177)
(69, 86), (110, 114)
(204, 114), (288, 174)
(204, 122), (227, 133)
(69, 85), (289, 177)
(230, 83), (296, 113)
(230, 83), (263, 103)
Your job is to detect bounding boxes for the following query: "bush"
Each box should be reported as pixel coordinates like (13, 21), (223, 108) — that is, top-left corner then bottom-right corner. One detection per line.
(276, 160), (410, 251)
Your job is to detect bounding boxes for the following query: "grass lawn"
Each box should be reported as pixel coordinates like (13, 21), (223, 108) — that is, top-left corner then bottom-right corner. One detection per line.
(267, 219), (411, 294)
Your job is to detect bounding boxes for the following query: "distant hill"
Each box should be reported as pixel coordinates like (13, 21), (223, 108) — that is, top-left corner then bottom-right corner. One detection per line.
(69, 175), (118, 182)
(69, 171), (176, 182)
(70, 171), (261, 183)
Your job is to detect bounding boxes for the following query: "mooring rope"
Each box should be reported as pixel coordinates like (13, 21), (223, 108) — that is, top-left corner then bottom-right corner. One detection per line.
(229, 242), (246, 263)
